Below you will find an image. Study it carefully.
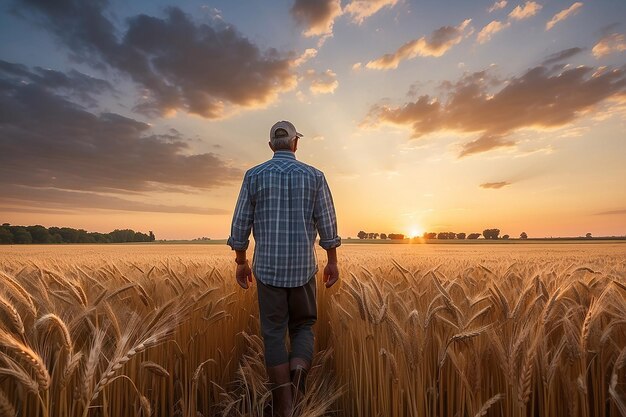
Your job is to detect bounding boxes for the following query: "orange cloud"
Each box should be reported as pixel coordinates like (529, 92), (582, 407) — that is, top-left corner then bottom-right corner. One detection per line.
(293, 48), (318, 67)
(546, 2), (583, 31)
(366, 19), (472, 70)
(480, 181), (513, 189)
(488, 1), (508, 13)
(508, 1), (542, 20)
(344, 0), (398, 24)
(363, 64), (626, 157)
(306, 69), (339, 94)
(291, 0), (342, 37)
(592, 33), (626, 58)
(477, 20), (510, 44)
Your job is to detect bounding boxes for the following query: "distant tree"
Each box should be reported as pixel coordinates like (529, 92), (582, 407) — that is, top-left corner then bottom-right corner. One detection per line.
(425, 232), (437, 239)
(483, 228), (500, 239)
(89, 232), (110, 243)
(457, 232), (466, 239)
(0, 224), (155, 244)
(27, 225), (52, 243)
(520, 232), (528, 239)
(357, 231), (367, 240)
(388, 233), (405, 240)
(467, 233), (481, 239)
(374, 233), (379, 239)
(585, 232), (592, 238)
(133, 231), (151, 242)
(380, 233), (387, 240)
(502, 234), (510, 239)
(149, 231), (156, 241)
(13, 227), (32, 244)
(0, 227), (13, 244)
(109, 229), (136, 243)
(57, 227), (80, 243)
(2, 223), (10, 227)
(367, 232), (374, 239)
(437, 232), (456, 240)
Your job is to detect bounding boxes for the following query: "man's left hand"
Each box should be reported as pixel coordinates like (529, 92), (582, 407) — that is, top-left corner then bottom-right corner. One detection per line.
(236, 262), (253, 289)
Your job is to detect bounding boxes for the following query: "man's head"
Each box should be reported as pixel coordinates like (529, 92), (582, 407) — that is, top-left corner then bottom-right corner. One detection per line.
(269, 120), (303, 152)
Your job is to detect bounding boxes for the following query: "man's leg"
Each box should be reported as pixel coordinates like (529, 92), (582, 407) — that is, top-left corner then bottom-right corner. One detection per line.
(256, 279), (293, 417)
(287, 274), (317, 403)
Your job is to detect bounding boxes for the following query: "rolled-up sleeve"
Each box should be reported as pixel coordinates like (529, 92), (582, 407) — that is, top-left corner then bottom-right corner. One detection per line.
(313, 173), (341, 250)
(227, 172), (254, 251)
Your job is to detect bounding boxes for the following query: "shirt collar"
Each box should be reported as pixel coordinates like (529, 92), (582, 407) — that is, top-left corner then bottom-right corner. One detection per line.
(272, 150), (297, 160)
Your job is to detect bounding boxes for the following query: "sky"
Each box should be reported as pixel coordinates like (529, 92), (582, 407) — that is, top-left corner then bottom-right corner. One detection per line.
(0, 0), (625, 240)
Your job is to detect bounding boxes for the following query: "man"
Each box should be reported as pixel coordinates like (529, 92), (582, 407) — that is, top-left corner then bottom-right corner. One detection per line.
(227, 120), (341, 416)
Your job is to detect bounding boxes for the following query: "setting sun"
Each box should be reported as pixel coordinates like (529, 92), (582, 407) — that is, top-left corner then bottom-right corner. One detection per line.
(408, 227), (424, 238)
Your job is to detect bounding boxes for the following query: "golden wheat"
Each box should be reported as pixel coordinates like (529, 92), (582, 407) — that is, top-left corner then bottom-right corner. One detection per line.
(0, 243), (624, 416)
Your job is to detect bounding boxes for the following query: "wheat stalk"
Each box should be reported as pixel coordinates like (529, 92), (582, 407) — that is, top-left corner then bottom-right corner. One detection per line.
(473, 393), (504, 417)
(140, 361), (170, 378)
(0, 331), (50, 390)
(0, 294), (24, 337)
(35, 313), (73, 353)
(0, 388), (16, 417)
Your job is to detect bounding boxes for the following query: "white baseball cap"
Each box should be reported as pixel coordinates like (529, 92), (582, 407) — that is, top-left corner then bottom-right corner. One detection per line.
(270, 120), (303, 141)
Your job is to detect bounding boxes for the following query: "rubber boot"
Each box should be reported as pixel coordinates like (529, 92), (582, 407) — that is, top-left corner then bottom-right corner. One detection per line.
(266, 363), (293, 417)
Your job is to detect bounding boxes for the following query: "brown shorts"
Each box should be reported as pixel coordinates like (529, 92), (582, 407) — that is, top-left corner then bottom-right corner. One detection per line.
(255, 274), (317, 367)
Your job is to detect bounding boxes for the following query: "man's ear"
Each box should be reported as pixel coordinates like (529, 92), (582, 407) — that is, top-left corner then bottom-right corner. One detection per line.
(292, 137), (299, 152)
(269, 141), (275, 152)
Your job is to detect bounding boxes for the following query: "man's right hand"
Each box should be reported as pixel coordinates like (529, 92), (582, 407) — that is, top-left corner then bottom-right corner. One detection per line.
(323, 262), (339, 288)
(236, 262), (253, 289)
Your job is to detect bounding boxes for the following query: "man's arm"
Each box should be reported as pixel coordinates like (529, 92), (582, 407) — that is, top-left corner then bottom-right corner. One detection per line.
(227, 173), (254, 289)
(313, 173), (341, 287)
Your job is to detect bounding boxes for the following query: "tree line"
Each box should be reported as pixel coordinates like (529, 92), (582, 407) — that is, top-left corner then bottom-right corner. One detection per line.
(356, 228), (529, 240)
(0, 223), (156, 244)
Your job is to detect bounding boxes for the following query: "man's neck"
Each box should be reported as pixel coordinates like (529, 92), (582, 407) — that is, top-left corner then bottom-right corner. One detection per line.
(273, 149), (296, 159)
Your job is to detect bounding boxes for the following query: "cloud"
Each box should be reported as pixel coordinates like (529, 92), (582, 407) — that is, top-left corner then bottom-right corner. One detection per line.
(352, 62), (363, 71)
(0, 63), (242, 194)
(546, 2), (583, 31)
(460, 134), (516, 157)
(595, 209), (626, 215)
(306, 69), (339, 94)
(344, 0), (399, 24)
(293, 48), (318, 67)
(541, 47), (584, 66)
(366, 19), (472, 70)
(479, 181), (512, 189)
(508, 1), (543, 21)
(477, 20), (511, 44)
(0, 60), (113, 107)
(291, 0), (342, 37)
(363, 64), (626, 157)
(477, 1), (542, 44)
(592, 33), (626, 58)
(15, 2), (296, 119)
(488, 1), (508, 13)
(1, 185), (227, 215)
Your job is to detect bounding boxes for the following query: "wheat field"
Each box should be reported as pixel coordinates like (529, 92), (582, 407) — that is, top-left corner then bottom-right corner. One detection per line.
(0, 243), (625, 417)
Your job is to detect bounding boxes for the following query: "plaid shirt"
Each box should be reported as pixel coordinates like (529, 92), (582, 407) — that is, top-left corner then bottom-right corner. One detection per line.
(227, 150), (341, 287)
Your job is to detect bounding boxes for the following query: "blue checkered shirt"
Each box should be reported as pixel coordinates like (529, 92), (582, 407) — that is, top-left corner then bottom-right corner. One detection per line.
(227, 150), (341, 287)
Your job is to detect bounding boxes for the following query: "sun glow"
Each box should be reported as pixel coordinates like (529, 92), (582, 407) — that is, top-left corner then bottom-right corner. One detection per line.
(408, 227), (424, 238)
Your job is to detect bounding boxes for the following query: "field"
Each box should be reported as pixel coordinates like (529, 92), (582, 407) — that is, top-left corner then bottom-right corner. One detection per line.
(1, 243), (625, 417)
